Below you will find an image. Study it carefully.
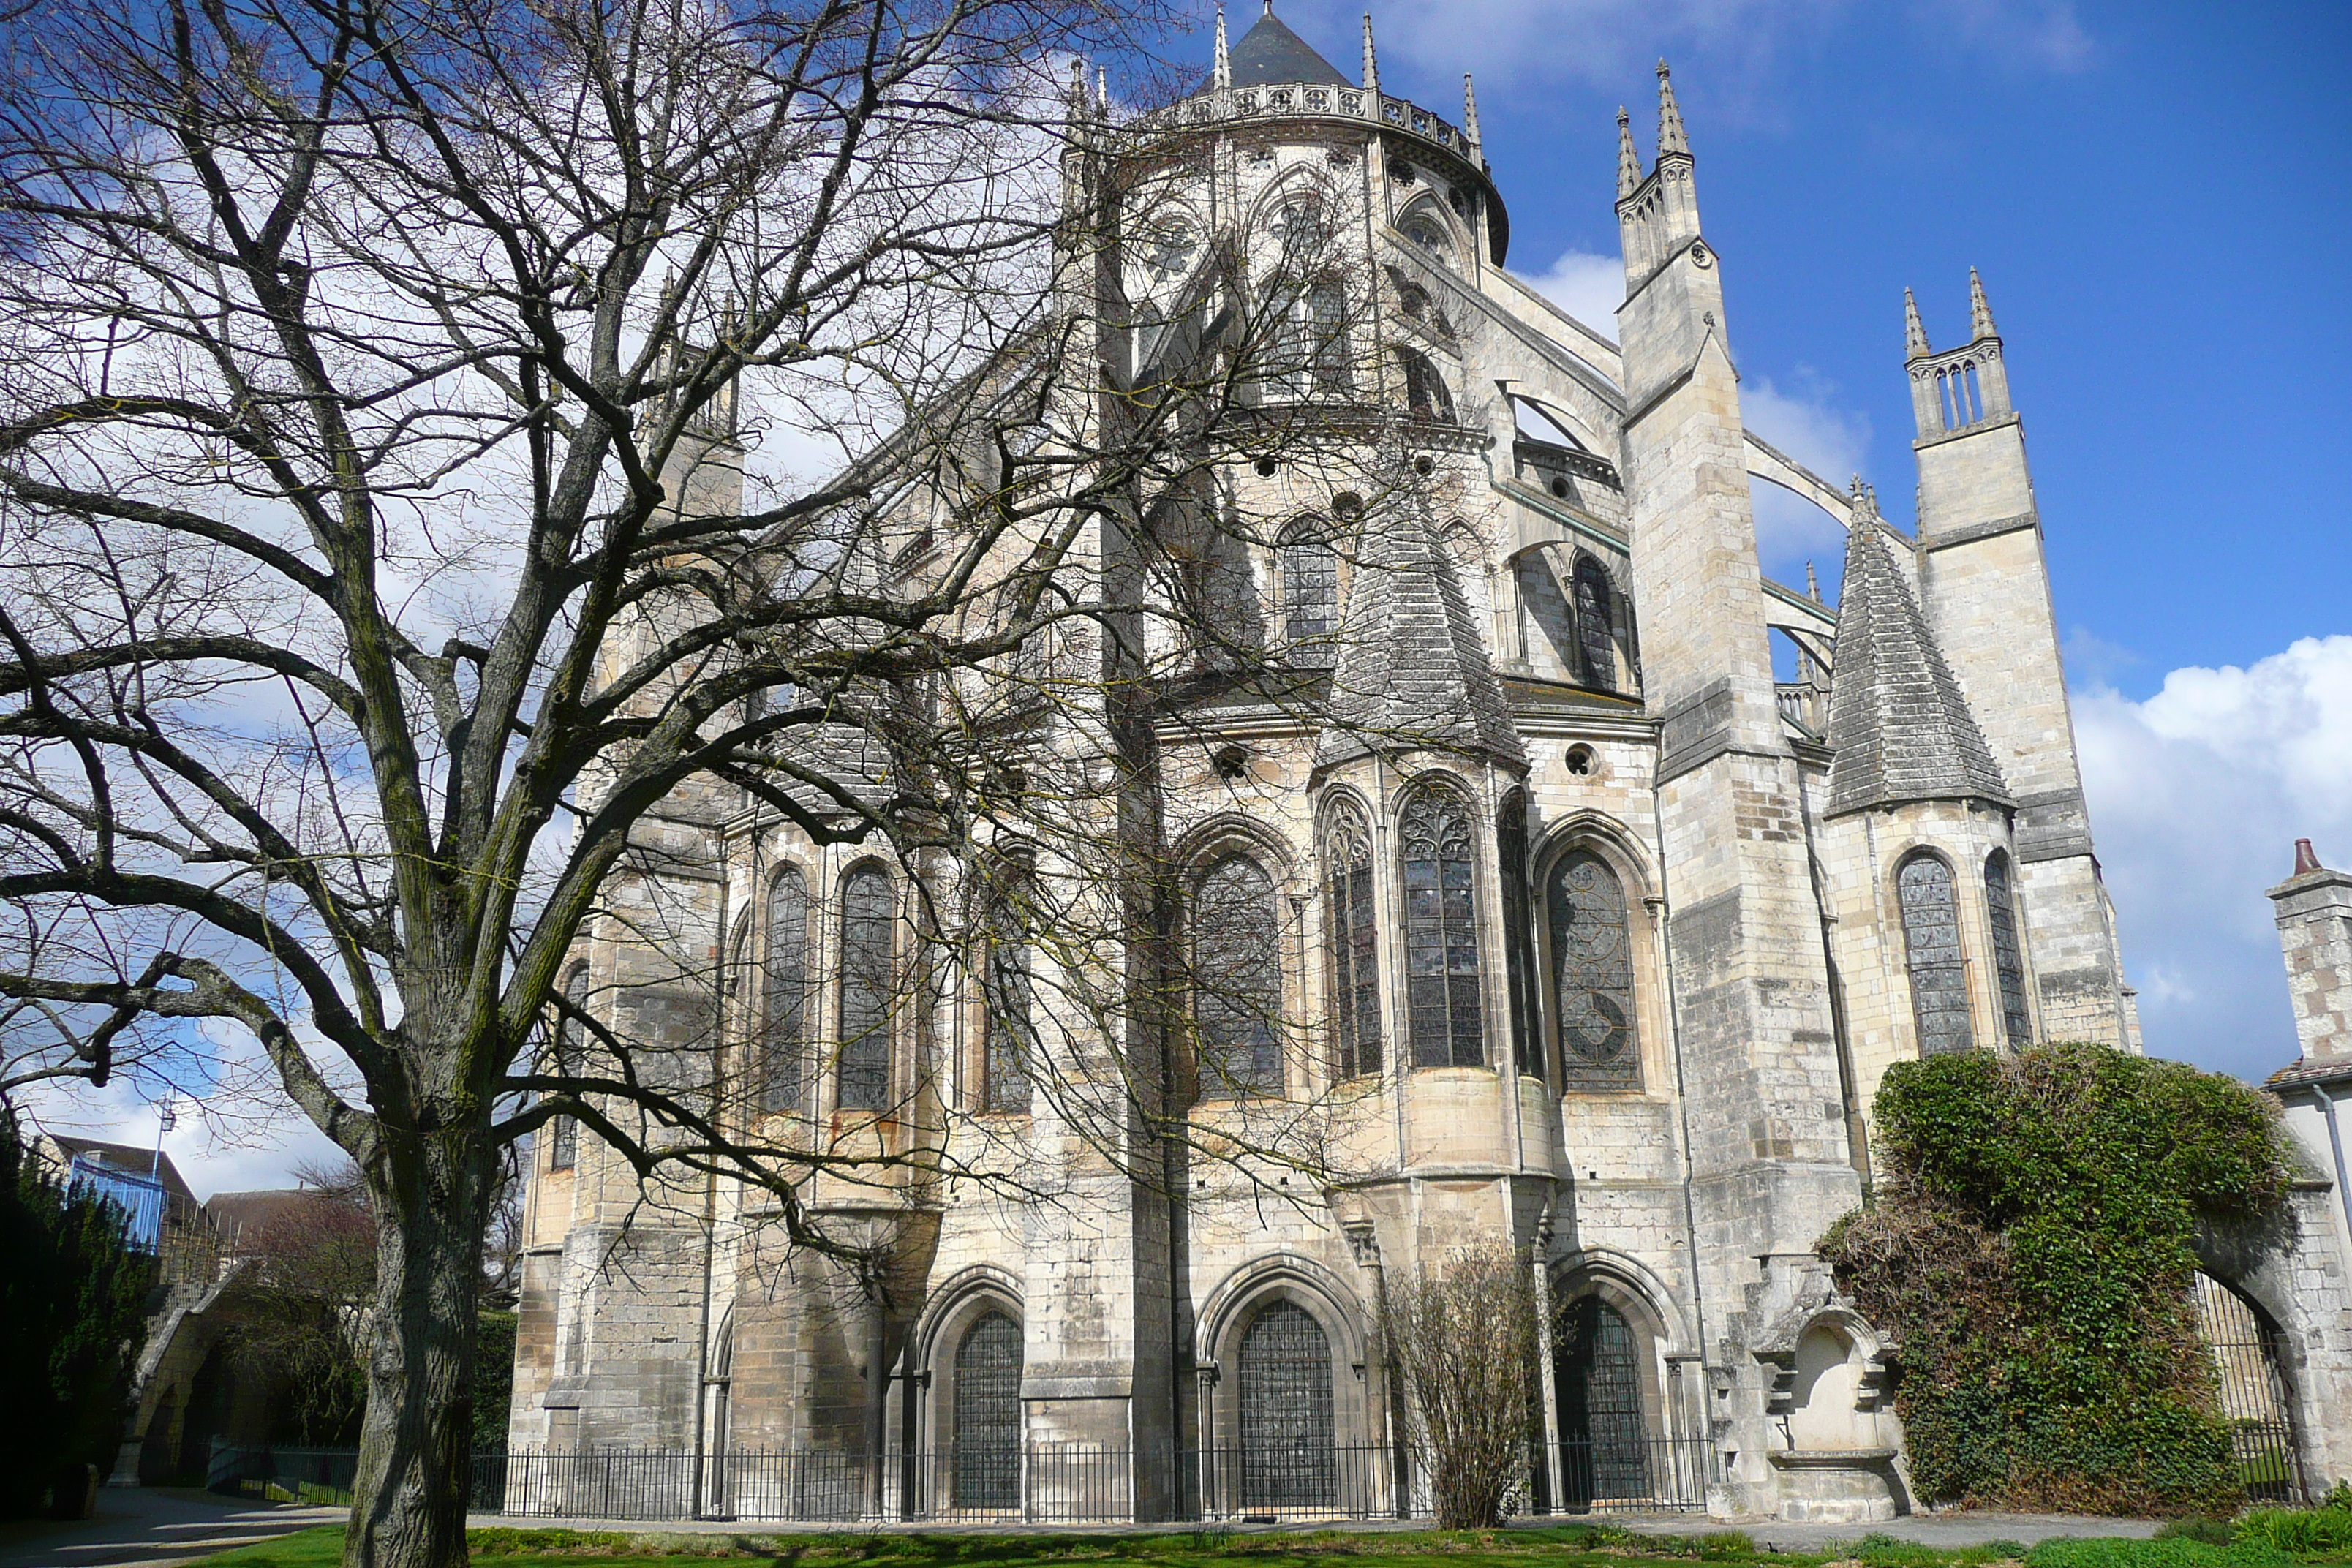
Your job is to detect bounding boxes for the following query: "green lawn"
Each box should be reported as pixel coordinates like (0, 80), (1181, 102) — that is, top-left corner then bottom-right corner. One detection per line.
(188, 1523), (2352, 1568)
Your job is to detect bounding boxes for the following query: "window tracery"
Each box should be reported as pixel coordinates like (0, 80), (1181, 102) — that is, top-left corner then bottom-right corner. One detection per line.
(761, 866), (810, 1115)
(549, 965), (586, 1170)
(1547, 849), (1640, 1089)
(1194, 853), (1284, 1096)
(838, 864), (897, 1108)
(1573, 553), (1616, 692)
(1401, 787), (1485, 1068)
(1984, 850), (2032, 1049)
(1323, 802), (1380, 1081)
(1898, 853), (1972, 1057)
(1280, 517), (1340, 666)
(981, 871), (1035, 1115)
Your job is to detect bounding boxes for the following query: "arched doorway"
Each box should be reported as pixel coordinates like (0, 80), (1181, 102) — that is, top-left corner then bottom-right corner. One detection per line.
(2192, 1272), (2304, 1502)
(1556, 1296), (1651, 1507)
(1236, 1300), (1336, 1509)
(950, 1311), (1022, 1509)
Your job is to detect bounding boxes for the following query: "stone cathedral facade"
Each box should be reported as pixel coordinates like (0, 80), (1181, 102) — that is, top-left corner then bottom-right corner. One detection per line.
(510, 9), (2352, 1522)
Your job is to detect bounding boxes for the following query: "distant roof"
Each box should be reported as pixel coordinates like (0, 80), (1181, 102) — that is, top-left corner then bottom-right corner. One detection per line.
(1229, 7), (1352, 88)
(47, 1134), (197, 1208)
(206, 1188), (312, 1242)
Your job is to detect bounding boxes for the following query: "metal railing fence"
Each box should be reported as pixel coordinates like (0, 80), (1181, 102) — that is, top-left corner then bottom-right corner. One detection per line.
(208, 1437), (1711, 1522)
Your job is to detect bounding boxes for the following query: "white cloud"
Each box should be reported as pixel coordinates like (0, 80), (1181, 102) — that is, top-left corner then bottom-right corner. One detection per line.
(1522, 249), (1623, 344)
(2074, 635), (2352, 1083)
(1915, 0), (2093, 72)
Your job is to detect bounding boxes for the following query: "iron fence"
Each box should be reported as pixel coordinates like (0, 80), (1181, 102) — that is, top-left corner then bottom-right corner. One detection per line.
(210, 1438), (1710, 1523)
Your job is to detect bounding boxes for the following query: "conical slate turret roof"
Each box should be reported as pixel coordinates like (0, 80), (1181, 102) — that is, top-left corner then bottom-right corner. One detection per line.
(1824, 508), (2010, 815)
(1317, 516), (1524, 769)
(1229, 7), (1353, 88)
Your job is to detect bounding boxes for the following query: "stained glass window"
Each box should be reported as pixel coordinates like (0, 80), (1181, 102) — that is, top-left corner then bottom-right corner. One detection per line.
(951, 1311), (1022, 1509)
(1401, 788), (1485, 1068)
(761, 867), (808, 1115)
(1499, 794), (1544, 1081)
(1281, 520), (1340, 667)
(1549, 850), (1640, 1090)
(1573, 554), (1616, 693)
(981, 881), (1034, 1115)
(1195, 854), (1284, 1096)
(1984, 850), (2032, 1049)
(1898, 854), (1972, 1057)
(1237, 1301), (1335, 1508)
(1324, 804), (1381, 1081)
(549, 966), (586, 1170)
(838, 864), (896, 1108)
(1558, 1297), (1650, 1507)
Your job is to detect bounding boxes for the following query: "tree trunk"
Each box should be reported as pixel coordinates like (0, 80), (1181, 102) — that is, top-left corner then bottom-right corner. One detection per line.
(347, 1129), (490, 1568)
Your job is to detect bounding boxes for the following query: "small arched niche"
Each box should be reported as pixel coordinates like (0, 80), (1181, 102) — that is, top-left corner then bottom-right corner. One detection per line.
(1785, 1322), (1876, 1451)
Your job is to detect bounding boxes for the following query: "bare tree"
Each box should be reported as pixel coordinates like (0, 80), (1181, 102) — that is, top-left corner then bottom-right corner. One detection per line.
(1384, 1244), (1545, 1529)
(0, 0), (1438, 1561)
(233, 1168), (379, 1447)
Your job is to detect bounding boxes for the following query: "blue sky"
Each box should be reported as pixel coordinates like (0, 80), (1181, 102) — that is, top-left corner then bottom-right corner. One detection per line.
(1172, 0), (2351, 1084)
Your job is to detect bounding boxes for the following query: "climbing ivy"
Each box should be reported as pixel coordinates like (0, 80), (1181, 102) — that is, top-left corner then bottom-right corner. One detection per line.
(1818, 1041), (2291, 1516)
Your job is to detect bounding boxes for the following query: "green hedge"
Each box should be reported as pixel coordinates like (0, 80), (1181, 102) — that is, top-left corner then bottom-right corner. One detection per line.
(1819, 1042), (2290, 1515)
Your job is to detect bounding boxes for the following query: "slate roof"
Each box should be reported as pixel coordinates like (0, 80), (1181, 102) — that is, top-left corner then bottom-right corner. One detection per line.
(1824, 513), (2010, 816)
(1316, 515), (1525, 769)
(1229, 8), (1352, 88)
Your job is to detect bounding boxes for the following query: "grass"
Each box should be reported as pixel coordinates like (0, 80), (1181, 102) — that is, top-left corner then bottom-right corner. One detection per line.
(187, 1519), (2352, 1568)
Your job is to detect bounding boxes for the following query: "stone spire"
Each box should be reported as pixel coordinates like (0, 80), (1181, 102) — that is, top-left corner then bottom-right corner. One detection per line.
(1096, 64), (1109, 118)
(1805, 559), (1822, 602)
(1823, 494), (2010, 816)
(1463, 73), (1482, 151)
(1316, 513), (1525, 769)
(1969, 265), (1999, 340)
(1213, 6), (1230, 91)
(1360, 13), (1378, 98)
(1655, 60), (1688, 157)
(1904, 287), (1931, 361)
(1616, 106), (1642, 197)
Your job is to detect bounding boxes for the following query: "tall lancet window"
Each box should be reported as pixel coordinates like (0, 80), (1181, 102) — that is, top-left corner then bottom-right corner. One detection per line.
(1281, 519), (1340, 666)
(1499, 793), (1543, 1080)
(1548, 850), (1640, 1090)
(1898, 853), (1973, 1057)
(837, 864), (897, 1109)
(1573, 553), (1616, 693)
(1194, 853), (1284, 1096)
(1323, 803), (1380, 1081)
(1401, 787), (1485, 1068)
(980, 866), (1035, 1115)
(761, 865), (809, 1115)
(1984, 850), (2032, 1049)
(548, 965), (587, 1170)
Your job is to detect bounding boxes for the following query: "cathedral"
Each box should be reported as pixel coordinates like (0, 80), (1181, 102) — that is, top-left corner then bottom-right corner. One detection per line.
(508, 7), (2352, 1523)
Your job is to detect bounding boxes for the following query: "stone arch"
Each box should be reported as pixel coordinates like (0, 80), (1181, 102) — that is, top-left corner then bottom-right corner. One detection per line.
(1169, 810), (1302, 888)
(1197, 1252), (1372, 1493)
(1531, 818), (1665, 1098)
(1395, 193), (1467, 271)
(1548, 1253), (1684, 1504)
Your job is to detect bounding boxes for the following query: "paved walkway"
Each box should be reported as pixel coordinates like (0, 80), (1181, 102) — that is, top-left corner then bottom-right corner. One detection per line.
(1610, 1512), (2163, 1551)
(0, 1488), (340, 1568)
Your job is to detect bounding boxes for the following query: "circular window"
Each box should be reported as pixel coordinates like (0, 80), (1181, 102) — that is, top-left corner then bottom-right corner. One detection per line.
(1332, 491), (1364, 518)
(1564, 744), (1597, 778)
(1412, 455), (1435, 477)
(1213, 744), (1251, 780)
(1254, 456), (1279, 478)
(1550, 477), (1570, 499)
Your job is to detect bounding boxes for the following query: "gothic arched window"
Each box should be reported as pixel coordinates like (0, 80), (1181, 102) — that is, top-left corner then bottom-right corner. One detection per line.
(548, 965), (587, 1170)
(951, 1310), (1022, 1509)
(1573, 554), (1616, 693)
(1396, 346), (1455, 423)
(837, 864), (897, 1108)
(1548, 850), (1640, 1090)
(1499, 793), (1543, 1081)
(1236, 1300), (1335, 1508)
(761, 866), (809, 1115)
(1194, 853), (1284, 1096)
(1323, 803), (1380, 1081)
(1401, 787), (1485, 1068)
(1984, 850), (2032, 1049)
(1898, 853), (1972, 1057)
(981, 874), (1035, 1115)
(1281, 519), (1340, 666)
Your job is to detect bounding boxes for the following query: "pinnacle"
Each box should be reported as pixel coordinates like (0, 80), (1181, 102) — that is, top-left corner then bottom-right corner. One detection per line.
(1616, 106), (1643, 198)
(1904, 287), (1931, 361)
(1655, 59), (1689, 157)
(1969, 266), (1999, 340)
